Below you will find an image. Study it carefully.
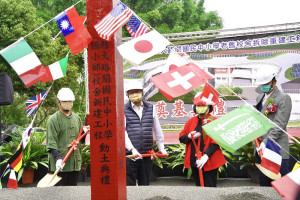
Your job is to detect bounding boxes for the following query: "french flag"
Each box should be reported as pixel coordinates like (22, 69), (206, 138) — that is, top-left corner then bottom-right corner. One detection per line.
(261, 139), (282, 175)
(272, 167), (300, 200)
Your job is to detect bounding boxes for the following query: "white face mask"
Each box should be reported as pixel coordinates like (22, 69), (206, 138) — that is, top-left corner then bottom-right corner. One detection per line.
(60, 101), (73, 111)
(129, 93), (143, 103)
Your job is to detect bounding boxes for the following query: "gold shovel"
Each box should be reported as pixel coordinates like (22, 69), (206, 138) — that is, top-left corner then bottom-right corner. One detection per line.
(37, 126), (90, 187)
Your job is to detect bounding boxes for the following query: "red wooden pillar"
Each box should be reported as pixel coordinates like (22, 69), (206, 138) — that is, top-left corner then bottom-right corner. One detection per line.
(86, 0), (126, 199)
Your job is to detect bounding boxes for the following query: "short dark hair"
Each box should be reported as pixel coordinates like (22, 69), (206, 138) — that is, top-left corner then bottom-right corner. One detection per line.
(193, 105), (213, 114)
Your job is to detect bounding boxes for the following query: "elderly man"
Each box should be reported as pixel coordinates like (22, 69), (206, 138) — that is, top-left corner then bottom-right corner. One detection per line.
(124, 80), (167, 186)
(255, 66), (292, 186)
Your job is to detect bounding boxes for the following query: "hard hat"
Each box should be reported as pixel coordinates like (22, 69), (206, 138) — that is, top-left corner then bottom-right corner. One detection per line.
(125, 80), (143, 92)
(193, 92), (215, 106)
(255, 65), (281, 85)
(57, 88), (75, 101)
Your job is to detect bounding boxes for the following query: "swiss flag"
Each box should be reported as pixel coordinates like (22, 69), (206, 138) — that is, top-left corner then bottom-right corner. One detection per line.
(193, 83), (220, 105)
(151, 63), (213, 101)
(117, 30), (170, 66)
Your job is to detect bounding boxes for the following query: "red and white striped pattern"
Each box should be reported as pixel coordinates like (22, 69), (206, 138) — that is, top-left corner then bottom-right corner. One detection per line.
(126, 23), (149, 38)
(94, 2), (133, 40)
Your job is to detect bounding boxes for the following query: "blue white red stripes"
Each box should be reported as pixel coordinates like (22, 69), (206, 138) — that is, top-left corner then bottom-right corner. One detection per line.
(261, 139), (282, 174)
(126, 14), (149, 38)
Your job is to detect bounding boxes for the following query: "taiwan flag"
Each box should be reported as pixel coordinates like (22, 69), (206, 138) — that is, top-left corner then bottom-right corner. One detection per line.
(55, 6), (92, 55)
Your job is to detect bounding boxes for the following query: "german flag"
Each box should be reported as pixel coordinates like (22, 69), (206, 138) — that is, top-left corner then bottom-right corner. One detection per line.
(7, 142), (23, 172)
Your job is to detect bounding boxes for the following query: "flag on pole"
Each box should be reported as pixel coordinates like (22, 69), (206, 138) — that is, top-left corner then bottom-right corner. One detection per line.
(164, 52), (189, 72)
(41, 56), (68, 83)
(26, 88), (50, 117)
(271, 167), (300, 200)
(117, 30), (170, 66)
(7, 167), (17, 189)
(22, 121), (34, 149)
(0, 39), (44, 87)
(55, 6), (92, 55)
(94, 2), (133, 40)
(7, 143), (23, 172)
(150, 63), (213, 101)
(193, 83), (220, 105)
(126, 14), (149, 38)
(203, 105), (275, 153)
(261, 139), (282, 175)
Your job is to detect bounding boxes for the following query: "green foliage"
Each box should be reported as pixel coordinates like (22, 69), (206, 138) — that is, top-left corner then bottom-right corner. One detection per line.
(165, 144), (192, 178)
(290, 137), (300, 160)
(233, 87), (243, 95)
(123, 0), (223, 35)
(216, 85), (234, 96)
(0, 128), (48, 181)
(231, 142), (257, 171)
(80, 144), (90, 171)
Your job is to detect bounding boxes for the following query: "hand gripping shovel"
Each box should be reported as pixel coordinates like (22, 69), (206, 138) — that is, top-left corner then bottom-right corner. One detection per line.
(37, 126), (90, 187)
(254, 138), (281, 180)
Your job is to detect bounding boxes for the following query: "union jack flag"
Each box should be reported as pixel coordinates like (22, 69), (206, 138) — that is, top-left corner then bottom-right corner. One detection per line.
(126, 14), (149, 38)
(94, 2), (133, 40)
(26, 88), (50, 117)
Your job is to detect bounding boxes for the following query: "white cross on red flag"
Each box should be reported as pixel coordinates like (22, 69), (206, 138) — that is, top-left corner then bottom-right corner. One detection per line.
(193, 83), (220, 105)
(150, 63), (212, 101)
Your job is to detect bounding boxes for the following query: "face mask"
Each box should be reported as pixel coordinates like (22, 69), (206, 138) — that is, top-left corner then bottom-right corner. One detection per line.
(195, 106), (208, 115)
(129, 93), (143, 103)
(60, 101), (73, 111)
(260, 85), (271, 93)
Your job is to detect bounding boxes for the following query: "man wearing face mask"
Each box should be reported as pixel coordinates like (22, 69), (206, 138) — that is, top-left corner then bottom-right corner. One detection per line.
(46, 88), (83, 186)
(124, 80), (167, 186)
(179, 93), (226, 187)
(255, 66), (292, 186)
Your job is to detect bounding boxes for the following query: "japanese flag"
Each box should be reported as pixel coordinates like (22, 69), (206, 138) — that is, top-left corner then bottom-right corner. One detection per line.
(193, 83), (220, 105)
(151, 63), (213, 101)
(117, 30), (170, 66)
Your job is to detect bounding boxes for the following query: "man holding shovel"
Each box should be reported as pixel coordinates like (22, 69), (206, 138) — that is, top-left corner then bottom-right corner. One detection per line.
(46, 88), (83, 186)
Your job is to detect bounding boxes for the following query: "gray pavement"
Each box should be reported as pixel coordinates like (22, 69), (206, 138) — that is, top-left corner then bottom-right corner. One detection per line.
(0, 177), (283, 200)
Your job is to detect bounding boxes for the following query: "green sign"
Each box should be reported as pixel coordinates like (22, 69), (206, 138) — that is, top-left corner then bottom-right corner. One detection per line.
(203, 105), (274, 153)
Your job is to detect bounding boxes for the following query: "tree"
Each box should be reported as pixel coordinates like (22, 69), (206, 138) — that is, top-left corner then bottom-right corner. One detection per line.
(0, 0), (85, 127)
(233, 87), (243, 96)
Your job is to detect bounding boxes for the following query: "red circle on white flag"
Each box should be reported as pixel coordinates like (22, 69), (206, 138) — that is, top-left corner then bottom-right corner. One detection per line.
(134, 40), (153, 53)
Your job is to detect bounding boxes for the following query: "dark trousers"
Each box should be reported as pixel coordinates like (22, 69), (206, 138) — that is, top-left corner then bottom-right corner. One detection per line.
(126, 157), (152, 186)
(191, 167), (218, 187)
(55, 171), (79, 186)
(259, 159), (289, 186)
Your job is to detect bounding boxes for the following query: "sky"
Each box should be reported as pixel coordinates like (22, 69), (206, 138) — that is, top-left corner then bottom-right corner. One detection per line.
(204, 0), (300, 29)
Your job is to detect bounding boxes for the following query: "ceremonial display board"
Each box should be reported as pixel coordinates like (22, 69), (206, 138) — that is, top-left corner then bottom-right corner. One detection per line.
(87, 1), (126, 199)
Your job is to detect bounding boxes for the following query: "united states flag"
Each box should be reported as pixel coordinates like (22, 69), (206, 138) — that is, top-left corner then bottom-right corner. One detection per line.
(26, 89), (50, 117)
(94, 2), (133, 40)
(126, 14), (150, 38)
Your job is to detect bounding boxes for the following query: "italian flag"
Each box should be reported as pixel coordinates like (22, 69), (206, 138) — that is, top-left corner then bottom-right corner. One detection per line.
(0, 39), (43, 87)
(41, 56), (68, 83)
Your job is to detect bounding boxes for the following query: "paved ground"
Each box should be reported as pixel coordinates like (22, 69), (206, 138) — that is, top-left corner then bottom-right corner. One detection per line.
(0, 177), (283, 200)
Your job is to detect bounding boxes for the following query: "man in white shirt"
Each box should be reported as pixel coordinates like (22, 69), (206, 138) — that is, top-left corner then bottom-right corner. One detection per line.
(124, 80), (167, 186)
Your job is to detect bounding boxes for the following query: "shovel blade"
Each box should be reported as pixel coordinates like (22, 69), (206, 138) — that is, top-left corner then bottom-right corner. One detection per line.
(255, 163), (281, 180)
(37, 173), (62, 188)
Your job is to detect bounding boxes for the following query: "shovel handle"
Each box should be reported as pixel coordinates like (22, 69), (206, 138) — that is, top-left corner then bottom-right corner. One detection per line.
(255, 139), (263, 158)
(61, 126), (90, 165)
